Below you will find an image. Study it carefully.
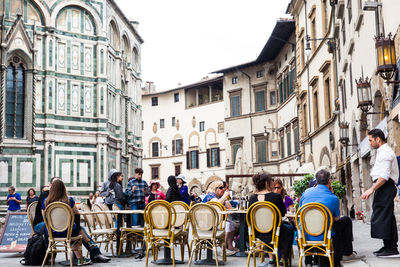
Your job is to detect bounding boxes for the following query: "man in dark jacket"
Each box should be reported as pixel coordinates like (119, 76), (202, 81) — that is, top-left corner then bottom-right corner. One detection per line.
(33, 177), (110, 263)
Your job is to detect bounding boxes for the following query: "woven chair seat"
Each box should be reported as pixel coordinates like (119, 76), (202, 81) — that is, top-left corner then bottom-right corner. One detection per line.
(121, 226), (144, 232)
(53, 235), (82, 242)
(196, 230), (224, 239)
(152, 228), (182, 237)
(91, 228), (116, 235)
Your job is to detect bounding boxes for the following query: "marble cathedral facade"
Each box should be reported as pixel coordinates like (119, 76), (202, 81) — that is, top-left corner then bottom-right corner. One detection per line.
(0, 0), (143, 205)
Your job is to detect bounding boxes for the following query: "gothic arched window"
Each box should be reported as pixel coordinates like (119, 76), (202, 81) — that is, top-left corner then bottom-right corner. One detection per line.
(6, 56), (25, 138)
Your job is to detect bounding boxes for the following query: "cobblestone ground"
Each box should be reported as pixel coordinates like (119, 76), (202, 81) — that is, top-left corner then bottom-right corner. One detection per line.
(1, 220), (400, 267)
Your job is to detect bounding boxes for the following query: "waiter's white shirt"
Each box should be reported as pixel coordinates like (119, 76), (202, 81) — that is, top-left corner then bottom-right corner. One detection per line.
(370, 143), (399, 184)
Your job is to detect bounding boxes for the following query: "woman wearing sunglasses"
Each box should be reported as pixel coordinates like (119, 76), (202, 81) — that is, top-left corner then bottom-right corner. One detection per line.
(273, 178), (294, 213)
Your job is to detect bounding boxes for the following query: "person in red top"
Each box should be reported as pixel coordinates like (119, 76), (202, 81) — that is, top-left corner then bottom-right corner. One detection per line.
(145, 180), (166, 205)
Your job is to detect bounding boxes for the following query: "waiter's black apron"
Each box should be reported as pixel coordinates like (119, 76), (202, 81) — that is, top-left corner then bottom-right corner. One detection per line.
(370, 178), (397, 240)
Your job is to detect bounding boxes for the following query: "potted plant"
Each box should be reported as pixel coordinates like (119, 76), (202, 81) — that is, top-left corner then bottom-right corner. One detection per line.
(293, 173), (346, 199)
(355, 210), (364, 220)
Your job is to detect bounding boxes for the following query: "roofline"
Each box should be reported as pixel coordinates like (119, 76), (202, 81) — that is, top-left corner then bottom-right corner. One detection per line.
(210, 60), (264, 74)
(143, 75), (223, 97)
(211, 19), (295, 74)
(108, 0), (144, 44)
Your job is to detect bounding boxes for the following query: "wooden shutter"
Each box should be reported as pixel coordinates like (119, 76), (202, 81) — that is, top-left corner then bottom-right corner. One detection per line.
(195, 150), (199, 169)
(206, 148), (210, 167)
(186, 151), (190, 169)
(216, 148), (220, 166)
(180, 139), (183, 154)
(172, 140), (176, 155)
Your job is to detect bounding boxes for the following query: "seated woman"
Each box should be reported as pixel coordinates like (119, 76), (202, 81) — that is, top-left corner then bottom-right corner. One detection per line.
(249, 173), (294, 266)
(273, 178), (294, 213)
(42, 179), (90, 264)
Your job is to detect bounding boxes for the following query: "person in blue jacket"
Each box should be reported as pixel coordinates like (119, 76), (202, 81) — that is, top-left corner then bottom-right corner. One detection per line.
(176, 174), (190, 205)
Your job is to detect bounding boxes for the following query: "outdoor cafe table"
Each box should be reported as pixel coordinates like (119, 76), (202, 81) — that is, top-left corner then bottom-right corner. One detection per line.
(79, 209), (188, 265)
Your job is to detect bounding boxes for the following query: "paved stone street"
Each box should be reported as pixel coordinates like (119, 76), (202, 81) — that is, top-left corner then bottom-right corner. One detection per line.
(1, 220), (400, 267)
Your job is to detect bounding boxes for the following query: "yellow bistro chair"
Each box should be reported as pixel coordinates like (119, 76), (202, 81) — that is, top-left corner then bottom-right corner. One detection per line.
(42, 202), (83, 267)
(246, 201), (282, 267)
(27, 201), (38, 233)
(207, 201), (227, 261)
(92, 203), (117, 256)
(118, 206), (145, 255)
(295, 202), (334, 267)
(187, 203), (222, 267)
(171, 201), (191, 261)
(145, 200), (179, 267)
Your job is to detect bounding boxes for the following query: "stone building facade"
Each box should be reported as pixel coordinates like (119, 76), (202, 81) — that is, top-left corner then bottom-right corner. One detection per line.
(141, 77), (226, 192)
(287, 0), (400, 223)
(0, 0), (142, 205)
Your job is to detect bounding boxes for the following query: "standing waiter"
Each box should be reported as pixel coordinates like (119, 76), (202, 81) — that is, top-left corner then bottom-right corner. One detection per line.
(361, 129), (399, 257)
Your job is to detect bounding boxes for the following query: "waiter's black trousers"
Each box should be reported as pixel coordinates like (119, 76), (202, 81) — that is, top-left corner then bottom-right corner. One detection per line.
(371, 179), (398, 249)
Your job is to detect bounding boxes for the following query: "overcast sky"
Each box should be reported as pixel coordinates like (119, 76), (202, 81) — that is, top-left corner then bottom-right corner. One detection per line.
(114, 0), (290, 91)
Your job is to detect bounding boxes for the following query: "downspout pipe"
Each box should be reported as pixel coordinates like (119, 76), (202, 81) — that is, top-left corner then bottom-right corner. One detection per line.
(303, 0), (313, 154)
(236, 68), (253, 164)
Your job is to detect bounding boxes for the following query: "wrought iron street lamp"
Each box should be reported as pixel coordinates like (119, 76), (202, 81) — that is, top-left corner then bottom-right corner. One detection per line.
(339, 122), (358, 146)
(356, 76), (373, 113)
(339, 122), (349, 145)
(375, 33), (397, 82)
(355, 76), (389, 116)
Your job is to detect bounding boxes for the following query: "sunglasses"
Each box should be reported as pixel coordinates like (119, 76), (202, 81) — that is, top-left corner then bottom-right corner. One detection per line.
(217, 186), (225, 190)
(274, 187), (282, 190)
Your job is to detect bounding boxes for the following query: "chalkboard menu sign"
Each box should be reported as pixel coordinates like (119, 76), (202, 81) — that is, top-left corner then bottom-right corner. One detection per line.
(0, 212), (31, 252)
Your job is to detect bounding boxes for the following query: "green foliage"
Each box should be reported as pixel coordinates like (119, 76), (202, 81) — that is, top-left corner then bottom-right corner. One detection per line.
(293, 174), (314, 197)
(293, 173), (346, 199)
(331, 180), (346, 199)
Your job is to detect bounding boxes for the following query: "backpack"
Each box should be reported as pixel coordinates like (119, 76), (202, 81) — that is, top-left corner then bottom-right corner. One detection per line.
(20, 227), (49, 265)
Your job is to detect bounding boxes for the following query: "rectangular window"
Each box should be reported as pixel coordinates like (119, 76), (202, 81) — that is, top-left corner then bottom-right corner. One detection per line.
(255, 90), (266, 112)
(207, 147), (221, 167)
(287, 131), (292, 156)
(313, 90), (319, 129)
(152, 142), (159, 157)
(151, 166), (159, 179)
(230, 94), (241, 117)
(232, 76), (238, 84)
(270, 91), (276, 105)
(160, 119), (165, 128)
(141, 121), (144, 131)
(256, 70), (263, 78)
(232, 143), (241, 165)
(152, 97), (158, 106)
(172, 117), (176, 127)
(342, 20), (346, 45)
(347, 0), (352, 22)
(256, 140), (267, 163)
(294, 126), (300, 153)
(172, 139), (183, 155)
(174, 164), (181, 176)
(280, 133), (285, 159)
(199, 121), (205, 132)
(174, 92), (179, 102)
(187, 150), (199, 169)
(324, 78), (331, 121)
(279, 81), (283, 103)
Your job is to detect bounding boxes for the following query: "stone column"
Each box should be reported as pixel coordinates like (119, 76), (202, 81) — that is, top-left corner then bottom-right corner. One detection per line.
(0, 65), (6, 153)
